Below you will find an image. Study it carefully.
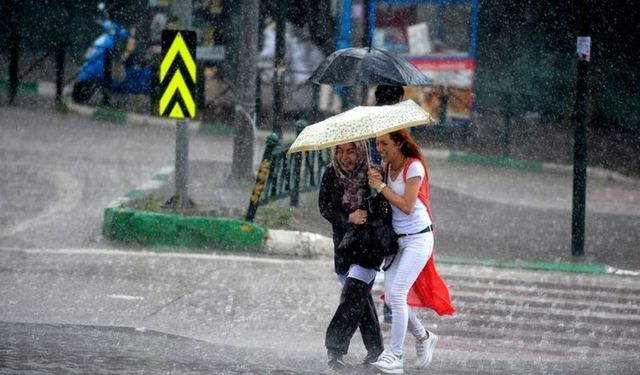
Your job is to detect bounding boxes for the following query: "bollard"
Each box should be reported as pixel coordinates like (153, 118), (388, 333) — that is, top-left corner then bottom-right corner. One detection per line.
(502, 95), (512, 157)
(8, 25), (19, 104)
(55, 42), (66, 104)
(102, 49), (112, 107)
(438, 85), (449, 125)
(246, 132), (280, 222)
(289, 120), (307, 207)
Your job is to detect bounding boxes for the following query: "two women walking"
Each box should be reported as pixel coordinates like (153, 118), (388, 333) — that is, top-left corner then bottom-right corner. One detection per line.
(320, 128), (454, 374)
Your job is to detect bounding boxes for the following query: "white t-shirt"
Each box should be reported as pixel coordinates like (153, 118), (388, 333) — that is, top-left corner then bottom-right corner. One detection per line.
(388, 160), (432, 235)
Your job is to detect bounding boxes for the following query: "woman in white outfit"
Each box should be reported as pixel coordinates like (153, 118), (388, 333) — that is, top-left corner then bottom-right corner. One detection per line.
(367, 128), (453, 374)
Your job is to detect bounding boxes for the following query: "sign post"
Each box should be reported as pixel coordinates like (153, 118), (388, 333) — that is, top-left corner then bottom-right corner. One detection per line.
(571, 2), (591, 257)
(159, 30), (197, 208)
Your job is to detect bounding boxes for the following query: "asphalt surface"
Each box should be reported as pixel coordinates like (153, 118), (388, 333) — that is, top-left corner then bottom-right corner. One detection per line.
(1, 248), (638, 374)
(0, 97), (264, 250)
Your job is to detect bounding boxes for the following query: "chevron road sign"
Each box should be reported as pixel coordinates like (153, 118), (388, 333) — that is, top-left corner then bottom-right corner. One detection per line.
(159, 30), (197, 119)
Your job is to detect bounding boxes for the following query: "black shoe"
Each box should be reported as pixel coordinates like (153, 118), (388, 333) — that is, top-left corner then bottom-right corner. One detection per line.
(362, 351), (381, 366)
(327, 353), (345, 371)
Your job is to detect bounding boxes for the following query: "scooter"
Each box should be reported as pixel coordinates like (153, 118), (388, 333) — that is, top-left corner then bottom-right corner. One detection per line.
(72, 5), (151, 103)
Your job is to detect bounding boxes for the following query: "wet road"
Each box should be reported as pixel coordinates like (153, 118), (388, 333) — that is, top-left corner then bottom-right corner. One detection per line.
(1, 248), (638, 374)
(0, 104), (251, 250)
(1, 104), (639, 373)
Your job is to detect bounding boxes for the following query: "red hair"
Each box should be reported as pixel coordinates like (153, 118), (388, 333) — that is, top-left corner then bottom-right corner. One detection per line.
(388, 129), (424, 164)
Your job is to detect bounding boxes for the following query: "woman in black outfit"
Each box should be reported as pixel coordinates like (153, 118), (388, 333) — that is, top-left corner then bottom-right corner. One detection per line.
(319, 141), (384, 371)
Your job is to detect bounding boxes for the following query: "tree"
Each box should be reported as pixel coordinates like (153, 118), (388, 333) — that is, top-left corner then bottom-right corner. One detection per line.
(231, 0), (260, 180)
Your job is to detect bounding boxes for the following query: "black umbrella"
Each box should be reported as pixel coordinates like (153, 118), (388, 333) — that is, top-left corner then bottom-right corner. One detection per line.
(308, 47), (431, 86)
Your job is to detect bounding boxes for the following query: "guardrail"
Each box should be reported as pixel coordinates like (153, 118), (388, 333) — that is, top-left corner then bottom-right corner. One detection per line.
(246, 120), (330, 222)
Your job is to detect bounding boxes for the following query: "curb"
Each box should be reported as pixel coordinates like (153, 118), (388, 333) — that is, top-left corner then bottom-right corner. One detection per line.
(435, 255), (639, 277)
(102, 163), (265, 252)
(101, 161), (333, 257)
(264, 229), (333, 258)
(101, 162), (636, 276)
(66, 100), (202, 130)
(0, 77), (39, 93)
(436, 255), (606, 274)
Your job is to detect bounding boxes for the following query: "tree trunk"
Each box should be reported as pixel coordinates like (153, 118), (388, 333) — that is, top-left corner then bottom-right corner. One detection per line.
(231, 0), (259, 180)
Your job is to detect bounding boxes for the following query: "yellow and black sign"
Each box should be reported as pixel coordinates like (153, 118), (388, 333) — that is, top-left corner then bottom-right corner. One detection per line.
(159, 30), (197, 119)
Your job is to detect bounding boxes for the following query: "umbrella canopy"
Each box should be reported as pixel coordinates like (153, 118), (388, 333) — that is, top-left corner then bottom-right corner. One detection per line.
(287, 100), (435, 154)
(308, 47), (431, 86)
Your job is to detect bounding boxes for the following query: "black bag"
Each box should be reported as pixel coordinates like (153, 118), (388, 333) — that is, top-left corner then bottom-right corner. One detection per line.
(365, 191), (398, 257)
(337, 192), (398, 269)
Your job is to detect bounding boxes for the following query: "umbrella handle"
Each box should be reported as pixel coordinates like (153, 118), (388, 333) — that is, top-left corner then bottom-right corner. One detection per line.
(365, 141), (372, 166)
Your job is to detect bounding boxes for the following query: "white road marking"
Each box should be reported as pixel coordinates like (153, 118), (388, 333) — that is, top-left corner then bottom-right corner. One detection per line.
(0, 245), (316, 265)
(106, 294), (145, 300)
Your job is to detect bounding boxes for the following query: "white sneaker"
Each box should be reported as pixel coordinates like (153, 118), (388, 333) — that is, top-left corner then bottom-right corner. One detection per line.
(372, 351), (403, 374)
(415, 330), (439, 368)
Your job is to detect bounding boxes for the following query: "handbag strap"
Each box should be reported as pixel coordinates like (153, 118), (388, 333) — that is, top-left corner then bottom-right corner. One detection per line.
(382, 254), (396, 271)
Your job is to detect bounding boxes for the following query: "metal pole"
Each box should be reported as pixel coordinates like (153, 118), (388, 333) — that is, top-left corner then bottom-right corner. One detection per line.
(438, 85), (448, 124)
(172, 0), (193, 208)
(311, 85), (320, 123)
(503, 94), (512, 158)
(231, 0), (259, 180)
(272, 0), (285, 139)
(360, 0), (370, 104)
(255, 68), (262, 127)
(172, 0), (192, 31)
(289, 120), (307, 207)
(7, 0), (19, 105)
(571, 0), (591, 257)
(174, 119), (191, 207)
(102, 49), (112, 107)
(55, 42), (65, 104)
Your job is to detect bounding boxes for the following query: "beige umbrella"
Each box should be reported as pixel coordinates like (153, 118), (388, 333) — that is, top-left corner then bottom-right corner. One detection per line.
(287, 100), (435, 154)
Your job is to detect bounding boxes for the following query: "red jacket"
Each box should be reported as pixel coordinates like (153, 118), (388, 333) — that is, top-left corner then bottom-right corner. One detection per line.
(392, 157), (455, 316)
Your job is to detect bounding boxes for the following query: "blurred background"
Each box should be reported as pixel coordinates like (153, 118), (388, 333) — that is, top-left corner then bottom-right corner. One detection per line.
(1, 0), (638, 177)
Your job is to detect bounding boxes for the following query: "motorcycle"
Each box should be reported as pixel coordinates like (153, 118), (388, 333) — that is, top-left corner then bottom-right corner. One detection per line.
(72, 5), (152, 103)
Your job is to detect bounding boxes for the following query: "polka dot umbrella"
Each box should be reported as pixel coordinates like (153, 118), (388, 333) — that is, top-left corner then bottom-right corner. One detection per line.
(287, 100), (435, 154)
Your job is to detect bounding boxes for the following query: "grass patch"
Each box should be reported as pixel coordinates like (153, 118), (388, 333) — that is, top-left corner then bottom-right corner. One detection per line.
(94, 105), (126, 124)
(449, 152), (543, 172)
(131, 195), (163, 212)
(254, 207), (292, 228)
(103, 207), (265, 251)
(53, 100), (69, 113)
(199, 121), (234, 135)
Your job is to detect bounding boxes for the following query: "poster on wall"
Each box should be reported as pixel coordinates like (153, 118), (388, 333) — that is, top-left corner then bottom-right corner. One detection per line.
(372, 1), (478, 124)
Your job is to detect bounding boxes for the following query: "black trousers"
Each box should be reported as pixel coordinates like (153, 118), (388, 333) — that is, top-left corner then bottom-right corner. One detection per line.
(325, 277), (384, 357)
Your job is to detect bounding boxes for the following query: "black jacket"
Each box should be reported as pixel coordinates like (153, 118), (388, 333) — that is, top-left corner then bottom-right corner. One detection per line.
(319, 164), (374, 275)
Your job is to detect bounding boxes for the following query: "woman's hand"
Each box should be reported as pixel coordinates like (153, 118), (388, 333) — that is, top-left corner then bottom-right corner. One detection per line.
(348, 209), (368, 225)
(368, 168), (383, 189)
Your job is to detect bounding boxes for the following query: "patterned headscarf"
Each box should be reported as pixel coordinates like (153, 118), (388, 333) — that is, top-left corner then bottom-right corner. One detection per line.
(333, 141), (369, 212)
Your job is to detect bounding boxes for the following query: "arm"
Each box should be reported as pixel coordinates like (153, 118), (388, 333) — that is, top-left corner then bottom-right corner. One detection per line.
(319, 165), (369, 226)
(368, 168), (421, 215)
(319, 166), (349, 227)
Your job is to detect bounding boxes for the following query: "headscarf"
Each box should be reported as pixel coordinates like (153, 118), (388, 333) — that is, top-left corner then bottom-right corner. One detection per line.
(333, 141), (369, 212)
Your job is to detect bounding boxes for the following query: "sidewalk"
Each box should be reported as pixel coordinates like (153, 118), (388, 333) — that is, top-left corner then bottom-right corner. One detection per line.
(25, 81), (640, 276)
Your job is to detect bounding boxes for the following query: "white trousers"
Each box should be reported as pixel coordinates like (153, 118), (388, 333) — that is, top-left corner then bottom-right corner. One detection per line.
(383, 231), (434, 355)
